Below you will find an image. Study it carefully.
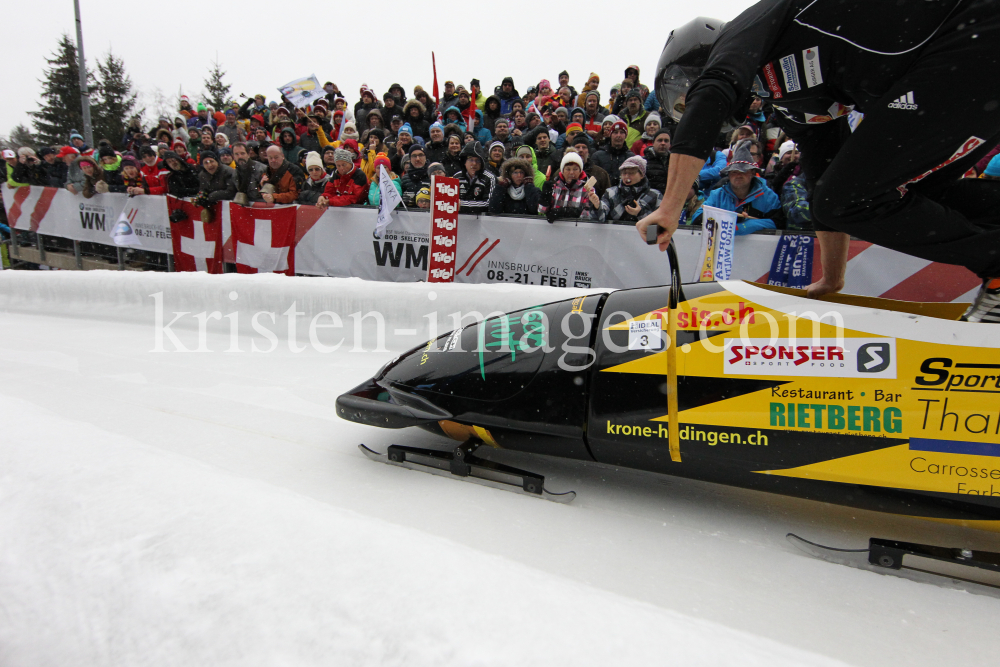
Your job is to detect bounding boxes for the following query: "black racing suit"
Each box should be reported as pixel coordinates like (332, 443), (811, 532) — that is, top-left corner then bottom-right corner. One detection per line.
(670, 0), (1000, 278)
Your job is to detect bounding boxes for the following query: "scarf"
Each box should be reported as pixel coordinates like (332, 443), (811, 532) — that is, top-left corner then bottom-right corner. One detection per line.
(508, 184), (525, 200)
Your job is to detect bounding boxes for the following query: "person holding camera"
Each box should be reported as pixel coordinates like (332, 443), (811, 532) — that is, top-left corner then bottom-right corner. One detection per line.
(11, 148), (49, 186)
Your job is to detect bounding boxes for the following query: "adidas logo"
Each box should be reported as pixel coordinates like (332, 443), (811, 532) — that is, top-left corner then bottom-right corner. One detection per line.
(888, 92), (918, 110)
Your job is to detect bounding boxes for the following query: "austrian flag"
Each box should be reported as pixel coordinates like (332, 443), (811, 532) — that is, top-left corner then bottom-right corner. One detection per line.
(230, 204), (297, 275)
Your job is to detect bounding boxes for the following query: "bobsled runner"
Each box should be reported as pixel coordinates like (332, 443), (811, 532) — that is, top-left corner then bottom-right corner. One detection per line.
(338, 252), (1000, 590)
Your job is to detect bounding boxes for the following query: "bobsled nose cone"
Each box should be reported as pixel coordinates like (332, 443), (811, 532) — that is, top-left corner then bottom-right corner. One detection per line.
(337, 379), (452, 429)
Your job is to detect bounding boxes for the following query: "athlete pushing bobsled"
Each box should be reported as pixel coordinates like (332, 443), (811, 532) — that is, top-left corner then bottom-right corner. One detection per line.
(637, 0), (1000, 322)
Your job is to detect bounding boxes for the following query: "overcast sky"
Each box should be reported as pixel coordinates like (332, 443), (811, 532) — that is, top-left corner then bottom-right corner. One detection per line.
(4, 0), (758, 140)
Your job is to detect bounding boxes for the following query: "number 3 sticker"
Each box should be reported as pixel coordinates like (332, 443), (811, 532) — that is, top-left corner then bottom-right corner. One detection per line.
(628, 319), (663, 351)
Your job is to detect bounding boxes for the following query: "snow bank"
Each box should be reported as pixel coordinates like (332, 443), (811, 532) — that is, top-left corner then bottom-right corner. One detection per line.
(0, 271), (608, 351)
(0, 395), (848, 667)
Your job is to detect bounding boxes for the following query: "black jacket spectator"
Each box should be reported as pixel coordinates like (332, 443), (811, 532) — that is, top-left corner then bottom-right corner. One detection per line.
(162, 151), (200, 197)
(403, 100), (430, 140)
(455, 142), (495, 215)
(592, 143), (635, 185)
(198, 163), (237, 202)
(400, 165), (430, 207)
(644, 146), (669, 193)
(488, 158), (540, 215)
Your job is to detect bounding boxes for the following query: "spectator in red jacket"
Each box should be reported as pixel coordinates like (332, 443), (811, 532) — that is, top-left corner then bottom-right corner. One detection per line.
(317, 149), (368, 208)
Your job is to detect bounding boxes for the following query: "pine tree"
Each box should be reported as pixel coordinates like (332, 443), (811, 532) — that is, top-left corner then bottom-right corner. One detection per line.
(92, 50), (139, 148)
(203, 58), (231, 111)
(10, 125), (37, 151)
(30, 34), (94, 146)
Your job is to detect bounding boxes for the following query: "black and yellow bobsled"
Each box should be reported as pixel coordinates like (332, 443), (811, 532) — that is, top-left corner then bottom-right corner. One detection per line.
(339, 274), (1000, 589)
(338, 278), (1000, 527)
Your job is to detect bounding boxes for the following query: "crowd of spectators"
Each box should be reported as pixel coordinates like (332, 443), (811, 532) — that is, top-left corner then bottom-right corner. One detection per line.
(5, 67), (1000, 238)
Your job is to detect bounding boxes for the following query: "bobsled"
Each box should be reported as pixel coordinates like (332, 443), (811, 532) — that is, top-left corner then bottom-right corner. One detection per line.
(338, 266), (1000, 589)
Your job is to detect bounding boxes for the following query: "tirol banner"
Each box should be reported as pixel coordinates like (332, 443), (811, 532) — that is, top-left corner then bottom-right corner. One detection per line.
(1, 186), (983, 302)
(427, 175), (460, 283)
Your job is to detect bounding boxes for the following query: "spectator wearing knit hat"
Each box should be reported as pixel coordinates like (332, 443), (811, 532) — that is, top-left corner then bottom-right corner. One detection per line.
(423, 123), (448, 165)
(569, 135), (611, 198)
(538, 149), (596, 223)
(367, 153), (402, 207)
(389, 124), (417, 173)
(630, 113), (662, 155)
(592, 121), (635, 186)
(485, 141), (506, 178)
(620, 89), (649, 148)
(298, 152), (331, 205)
(703, 141), (782, 236)
(400, 144), (430, 207)
(592, 155), (661, 224)
(318, 148), (368, 207)
(415, 188), (431, 209)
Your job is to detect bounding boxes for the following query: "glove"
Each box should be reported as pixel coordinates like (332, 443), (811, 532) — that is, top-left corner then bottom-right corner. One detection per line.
(94, 180), (108, 194)
(169, 208), (189, 223)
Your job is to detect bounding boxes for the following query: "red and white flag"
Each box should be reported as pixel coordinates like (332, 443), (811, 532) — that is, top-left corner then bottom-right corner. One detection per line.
(168, 198), (223, 273)
(230, 204), (297, 275)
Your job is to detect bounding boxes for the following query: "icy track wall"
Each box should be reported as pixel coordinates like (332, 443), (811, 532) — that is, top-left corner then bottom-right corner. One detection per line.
(0, 271), (609, 353)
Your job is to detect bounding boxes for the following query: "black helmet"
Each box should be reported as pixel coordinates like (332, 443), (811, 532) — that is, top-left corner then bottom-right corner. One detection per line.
(655, 17), (729, 127)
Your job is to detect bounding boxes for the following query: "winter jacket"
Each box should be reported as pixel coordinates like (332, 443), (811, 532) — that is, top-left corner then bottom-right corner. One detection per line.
(262, 161), (303, 205)
(440, 107), (467, 134)
(595, 178), (662, 224)
(198, 164), (237, 202)
(514, 146), (548, 190)
(164, 156), (200, 198)
(441, 151), (465, 179)
(701, 176), (782, 235)
(237, 160), (268, 202)
(621, 108), (648, 147)
(11, 161), (49, 186)
(643, 147), (670, 193)
(581, 161), (612, 198)
(592, 144), (636, 186)
(65, 160), (86, 193)
(218, 121), (242, 146)
(423, 139), (448, 166)
(367, 176), (402, 207)
(354, 100), (380, 132)
(470, 110), (492, 146)
(298, 175), (331, 205)
(278, 128), (305, 164)
(403, 100), (430, 140)
(495, 78), (521, 115)
(538, 171), (596, 222)
(399, 166), (430, 207)
(700, 151), (729, 190)
(488, 158), (540, 215)
(481, 96), (503, 135)
(322, 166), (368, 206)
(454, 143), (495, 214)
(77, 156), (109, 198)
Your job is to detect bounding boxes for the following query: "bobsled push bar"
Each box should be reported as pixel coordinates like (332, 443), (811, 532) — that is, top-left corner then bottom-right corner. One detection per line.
(787, 533), (1000, 598)
(647, 226), (683, 463)
(359, 441), (577, 503)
